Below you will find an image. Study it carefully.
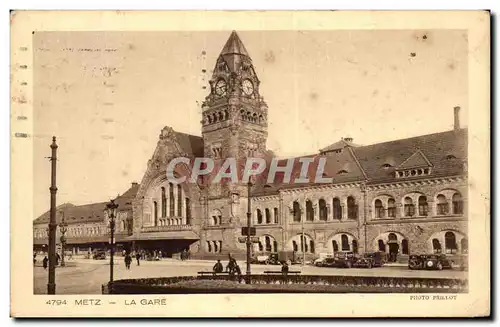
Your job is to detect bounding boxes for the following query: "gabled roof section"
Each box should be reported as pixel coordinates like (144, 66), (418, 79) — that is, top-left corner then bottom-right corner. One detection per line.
(397, 150), (432, 170)
(173, 131), (204, 157)
(319, 137), (360, 154)
(220, 31), (250, 57)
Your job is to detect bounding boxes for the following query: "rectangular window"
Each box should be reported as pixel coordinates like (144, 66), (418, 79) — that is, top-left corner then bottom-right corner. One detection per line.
(404, 204), (415, 217)
(453, 201), (463, 215)
(387, 207), (396, 218)
(437, 203), (449, 215)
(375, 207), (385, 218)
(418, 204), (428, 216)
(347, 206), (358, 219)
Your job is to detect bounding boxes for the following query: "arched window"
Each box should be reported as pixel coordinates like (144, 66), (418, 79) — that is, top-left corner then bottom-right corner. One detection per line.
(310, 240), (315, 253)
(461, 238), (468, 254)
(213, 241), (218, 253)
(273, 240), (278, 252)
(306, 200), (314, 221)
(332, 240), (339, 252)
(375, 199), (384, 218)
(265, 236), (272, 252)
(404, 197), (415, 217)
(300, 235), (308, 252)
(161, 187), (166, 217)
(387, 198), (396, 218)
(293, 201), (301, 222)
(273, 208), (279, 224)
(185, 197), (191, 225)
(219, 241), (223, 253)
(445, 232), (457, 254)
(347, 197), (358, 219)
(418, 196), (428, 216)
(452, 193), (463, 214)
(388, 233), (397, 242)
(319, 199), (327, 221)
(177, 185), (182, 216)
(352, 240), (358, 254)
(207, 241), (212, 253)
(169, 183), (175, 216)
(258, 242), (263, 252)
(265, 208), (271, 224)
(432, 238), (442, 253)
(153, 201), (158, 226)
(257, 209), (263, 224)
(378, 239), (386, 252)
(332, 198), (342, 220)
(292, 240), (298, 252)
(437, 194), (449, 215)
(341, 234), (350, 251)
(401, 239), (409, 255)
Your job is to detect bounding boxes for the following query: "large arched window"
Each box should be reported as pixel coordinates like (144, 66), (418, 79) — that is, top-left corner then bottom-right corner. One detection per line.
(388, 233), (397, 242)
(418, 196), (428, 216)
(177, 185), (182, 216)
(265, 208), (271, 224)
(388, 198), (396, 218)
(404, 197), (415, 217)
(273, 240), (278, 252)
(341, 234), (350, 251)
(444, 231), (457, 254)
(452, 192), (464, 215)
(352, 240), (358, 254)
(319, 199), (327, 221)
(347, 196), (358, 219)
(257, 209), (263, 224)
(211, 210), (222, 226)
(310, 240), (315, 253)
(185, 197), (191, 224)
(258, 241), (263, 252)
(213, 241), (219, 253)
(332, 198), (342, 220)
(401, 239), (409, 255)
(374, 199), (384, 218)
(300, 235), (308, 252)
(461, 238), (468, 254)
(437, 194), (449, 215)
(161, 187), (166, 217)
(292, 240), (298, 252)
(378, 239), (386, 252)
(432, 238), (442, 254)
(293, 201), (301, 222)
(153, 201), (158, 226)
(207, 241), (212, 253)
(265, 236), (272, 252)
(273, 208), (279, 224)
(332, 240), (339, 252)
(306, 200), (314, 221)
(169, 183), (175, 216)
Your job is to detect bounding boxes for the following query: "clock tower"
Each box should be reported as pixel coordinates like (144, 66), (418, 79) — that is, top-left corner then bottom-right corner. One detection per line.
(201, 31), (269, 191)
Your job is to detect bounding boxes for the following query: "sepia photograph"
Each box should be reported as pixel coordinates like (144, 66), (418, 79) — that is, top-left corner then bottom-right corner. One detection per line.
(10, 10), (490, 317)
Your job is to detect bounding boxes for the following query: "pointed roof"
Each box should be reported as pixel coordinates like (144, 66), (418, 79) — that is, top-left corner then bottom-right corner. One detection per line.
(220, 31), (250, 57)
(397, 150), (432, 170)
(319, 138), (360, 153)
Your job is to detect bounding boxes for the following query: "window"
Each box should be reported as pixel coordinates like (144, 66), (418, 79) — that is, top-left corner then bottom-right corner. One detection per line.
(219, 241), (223, 253)
(273, 240), (278, 252)
(265, 208), (271, 224)
(185, 198), (191, 224)
(258, 242), (263, 252)
(404, 197), (415, 217)
(382, 163), (393, 169)
(207, 241), (212, 253)
(374, 199), (384, 218)
(432, 238), (442, 254)
(341, 234), (350, 251)
(292, 241), (298, 252)
(461, 238), (468, 254)
(378, 240), (386, 252)
(309, 240), (315, 253)
(347, 197), (357, 219)
(300, 235), (308, 252)
(387, 198), (396, 218)
(337, 169), (348, 175)
(257, 209), (263, 224)
(418, 196), (428, 216)
(273, 208), (279, 224)
(352, 240), (358, 254)
(332, 240), (339, 252)
(265, 236), (272, 252)
(437, 194), (449, 215)
(452, 193), (463, 215)
(177, 185), (182, 216)
(332, 198), (342, 220)
(153, 201), (158, 226)
(293, 201), (301, 222)
(401, 239), (409, 255)
(388, 233), (397, 242)
(169, 183), (175, 216)
(213, 241), (218, 253)
(161, 187), (166, 217)
(445, 232), (457, 254)
(319, 199), (327, 221)
(306, 200), (314, 221)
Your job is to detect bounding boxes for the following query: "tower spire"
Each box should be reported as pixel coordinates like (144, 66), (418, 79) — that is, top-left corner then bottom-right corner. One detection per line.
(220, 31), (250, 57)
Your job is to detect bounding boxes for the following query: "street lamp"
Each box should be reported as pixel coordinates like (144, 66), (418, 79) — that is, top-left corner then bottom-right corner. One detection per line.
(105, 199), (119, 284)
(245, 177), (255, 280)
(58, 212), (68, 267)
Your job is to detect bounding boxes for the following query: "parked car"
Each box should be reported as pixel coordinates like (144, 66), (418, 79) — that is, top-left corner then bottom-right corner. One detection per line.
(353, 252), (385, 268)
(332, 251), (357, 268)
(92, 250), (106, 260)
(408, 254), (453, 270)
(316, 257), (338, 267)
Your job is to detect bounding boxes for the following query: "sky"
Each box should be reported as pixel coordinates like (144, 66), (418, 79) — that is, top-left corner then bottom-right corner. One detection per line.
(33, 30), (468, 218)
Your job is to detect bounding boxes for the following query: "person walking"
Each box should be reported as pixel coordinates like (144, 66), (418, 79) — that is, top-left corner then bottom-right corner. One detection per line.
(135, 252), (141, 266)
(213, 260), (223, 274)
(42, 256), (48, 270)
(124, 253), (132, 270)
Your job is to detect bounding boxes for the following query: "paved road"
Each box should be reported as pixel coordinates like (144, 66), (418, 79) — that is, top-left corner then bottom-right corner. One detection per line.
(33, 259), (468, 295)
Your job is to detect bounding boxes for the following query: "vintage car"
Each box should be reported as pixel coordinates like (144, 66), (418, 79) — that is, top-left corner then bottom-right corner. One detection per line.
(92, 250), (106, 260)
(353, 252), (385, 268)
(408, 254), (453, 270)
(332, 251), (357, 268)
(316, 257), (338, 268)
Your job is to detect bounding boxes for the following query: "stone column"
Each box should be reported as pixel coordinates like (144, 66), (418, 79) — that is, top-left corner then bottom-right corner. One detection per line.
(342, 198), (348, 221)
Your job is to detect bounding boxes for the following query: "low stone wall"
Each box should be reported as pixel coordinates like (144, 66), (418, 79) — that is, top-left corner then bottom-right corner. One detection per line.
(105, 275), (468, 294)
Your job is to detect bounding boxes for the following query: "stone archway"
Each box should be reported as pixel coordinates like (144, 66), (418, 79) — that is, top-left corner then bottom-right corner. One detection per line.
(326, 233), (358, 254)
(372, 231), (409, 262)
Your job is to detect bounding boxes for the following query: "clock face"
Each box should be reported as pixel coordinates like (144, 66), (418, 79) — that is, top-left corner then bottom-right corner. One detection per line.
(214, 79), (227, 96)
(242, 79), (254, 95)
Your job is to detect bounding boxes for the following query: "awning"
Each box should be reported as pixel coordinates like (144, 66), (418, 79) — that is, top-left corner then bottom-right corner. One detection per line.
(126, 231), (200, 241)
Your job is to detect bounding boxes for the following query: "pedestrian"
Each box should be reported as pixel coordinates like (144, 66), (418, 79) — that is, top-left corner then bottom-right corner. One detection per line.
(56, 253), (60, 266)
(124, 253), (132, 270)
(33, 253), (37, 265)
(135, 252), (141, 266)
(234, 263), (242, 282)
(42, 256), (48, 270)
(281, 261), (289, 276)
(213, 260), (223, 274)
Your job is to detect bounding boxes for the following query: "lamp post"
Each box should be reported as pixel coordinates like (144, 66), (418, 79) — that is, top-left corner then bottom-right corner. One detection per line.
(246, 179), (252, 279)
(47, 136), (58, 295)
(105, 199), (119, 284)
(58, 212), (68, 267)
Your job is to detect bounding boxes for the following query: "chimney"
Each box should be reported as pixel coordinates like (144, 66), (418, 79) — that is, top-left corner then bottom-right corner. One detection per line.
(454, 106), (460, 131)
(344, 137), (353, 143)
